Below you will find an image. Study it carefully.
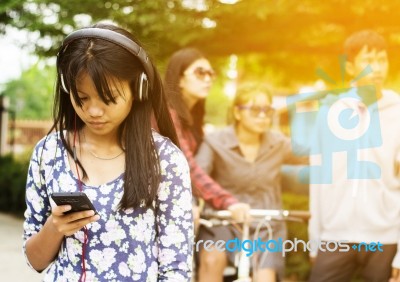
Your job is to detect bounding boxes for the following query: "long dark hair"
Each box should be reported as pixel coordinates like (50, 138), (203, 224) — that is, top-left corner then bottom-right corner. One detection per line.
(49, 22), (178, 209)
(164, 47), (206, 148)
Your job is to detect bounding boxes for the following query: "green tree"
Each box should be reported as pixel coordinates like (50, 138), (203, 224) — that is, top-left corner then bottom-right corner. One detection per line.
(3, 62), (55, 119)
(3, 0), (400, 87)
(1, 0), (209, 58)
(3, 0), (400, 113)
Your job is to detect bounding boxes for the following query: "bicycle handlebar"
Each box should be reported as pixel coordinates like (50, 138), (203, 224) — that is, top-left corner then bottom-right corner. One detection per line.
(198, 209), (310, 279)
(201, 209), (311, 221)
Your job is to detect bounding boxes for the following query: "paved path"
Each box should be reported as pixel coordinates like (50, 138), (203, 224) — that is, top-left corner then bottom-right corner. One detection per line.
(0, 213), (43, 282)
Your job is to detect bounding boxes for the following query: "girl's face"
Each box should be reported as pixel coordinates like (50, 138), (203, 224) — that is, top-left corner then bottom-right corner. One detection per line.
(234, 93), (274, 134)
(179, 58), (214, 104)
(71, 72), (133, 138)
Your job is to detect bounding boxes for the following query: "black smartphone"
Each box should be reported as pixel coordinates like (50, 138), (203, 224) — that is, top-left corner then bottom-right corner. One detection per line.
(51, 192), (97, 214)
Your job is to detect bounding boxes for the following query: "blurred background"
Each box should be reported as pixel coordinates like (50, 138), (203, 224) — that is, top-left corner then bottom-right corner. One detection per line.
(1, 0), (399, 281)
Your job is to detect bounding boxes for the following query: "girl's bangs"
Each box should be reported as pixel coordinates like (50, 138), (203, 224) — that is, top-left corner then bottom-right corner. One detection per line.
(70, 63), (121, 107)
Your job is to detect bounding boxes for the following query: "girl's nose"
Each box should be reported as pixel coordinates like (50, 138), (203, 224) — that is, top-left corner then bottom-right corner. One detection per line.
(86, 100), (105, 117)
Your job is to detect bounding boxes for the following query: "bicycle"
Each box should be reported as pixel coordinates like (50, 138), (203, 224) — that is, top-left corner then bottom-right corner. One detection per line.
(196, 209), (310, 282)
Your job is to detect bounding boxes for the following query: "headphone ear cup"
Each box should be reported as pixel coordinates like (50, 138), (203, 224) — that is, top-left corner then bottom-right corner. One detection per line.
(138, 72), (148, 101)
(60, 73), (69, 93)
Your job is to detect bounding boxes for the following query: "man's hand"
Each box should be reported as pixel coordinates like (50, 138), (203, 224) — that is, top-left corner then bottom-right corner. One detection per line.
(228, 202), (250, 223)
(389, 268), (400, 282)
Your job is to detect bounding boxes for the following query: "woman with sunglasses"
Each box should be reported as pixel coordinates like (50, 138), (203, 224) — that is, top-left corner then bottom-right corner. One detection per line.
(195, 83), (308, 282)
(164, 48), (250, 228)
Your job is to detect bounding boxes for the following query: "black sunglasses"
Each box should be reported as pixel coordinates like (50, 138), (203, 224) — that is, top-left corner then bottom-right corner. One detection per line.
(237, 105), (275, 117)
(188, 67), (216, 81)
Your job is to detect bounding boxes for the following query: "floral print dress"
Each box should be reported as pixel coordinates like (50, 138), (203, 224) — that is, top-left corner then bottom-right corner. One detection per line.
(23, 131), (193, 281)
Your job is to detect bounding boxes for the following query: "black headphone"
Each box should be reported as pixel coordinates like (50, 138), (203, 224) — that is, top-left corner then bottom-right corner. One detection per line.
(57, 27), (153, 101)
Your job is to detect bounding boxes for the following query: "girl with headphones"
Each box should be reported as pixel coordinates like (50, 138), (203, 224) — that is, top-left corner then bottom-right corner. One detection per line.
(22, 23), (193, 281)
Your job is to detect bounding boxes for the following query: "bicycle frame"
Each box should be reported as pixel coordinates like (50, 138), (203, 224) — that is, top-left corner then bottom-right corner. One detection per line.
(199, 209), (310, 282)
(235, 220), (251, 282)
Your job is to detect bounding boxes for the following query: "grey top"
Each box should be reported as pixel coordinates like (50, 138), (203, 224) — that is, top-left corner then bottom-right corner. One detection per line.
(195, 126), (306, 210)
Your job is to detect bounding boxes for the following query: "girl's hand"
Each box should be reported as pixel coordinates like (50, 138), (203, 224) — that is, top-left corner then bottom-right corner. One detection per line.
(50, 205), (100, 236)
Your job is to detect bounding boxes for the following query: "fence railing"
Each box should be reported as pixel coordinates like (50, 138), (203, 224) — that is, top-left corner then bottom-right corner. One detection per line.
(7, 119), (52, 154)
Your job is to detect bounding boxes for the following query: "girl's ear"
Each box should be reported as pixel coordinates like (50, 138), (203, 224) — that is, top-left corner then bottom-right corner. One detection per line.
(345, 61), (355, 77)
(233, 106), (241, 122)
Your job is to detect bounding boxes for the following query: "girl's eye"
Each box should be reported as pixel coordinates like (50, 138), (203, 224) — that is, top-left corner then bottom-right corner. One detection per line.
(79, 97), (88, 102)
(107, 96), (120, 103)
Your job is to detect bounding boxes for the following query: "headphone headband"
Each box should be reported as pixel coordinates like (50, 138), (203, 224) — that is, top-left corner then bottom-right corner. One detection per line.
(60, 28), (154, 83)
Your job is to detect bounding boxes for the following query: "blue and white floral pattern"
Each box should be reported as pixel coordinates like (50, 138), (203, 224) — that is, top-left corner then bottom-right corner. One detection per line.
(23, 131), (193, 281)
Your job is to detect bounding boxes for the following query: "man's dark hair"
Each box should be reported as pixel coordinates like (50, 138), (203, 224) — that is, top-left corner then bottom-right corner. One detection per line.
(343, 30), (387, 61)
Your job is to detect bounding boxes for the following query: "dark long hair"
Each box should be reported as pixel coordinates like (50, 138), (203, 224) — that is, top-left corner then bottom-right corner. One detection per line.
(50, 22), (178, 209)
(164, 48), (206, 148)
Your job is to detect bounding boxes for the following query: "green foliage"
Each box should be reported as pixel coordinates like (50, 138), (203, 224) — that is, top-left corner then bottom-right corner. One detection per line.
(4, 1), (400, 88)
(205, 79), (231, 127)
(0, 154), (30, 217)
(3, 62), (55, 119)
(1, 0), (210, 58)
(0, 0), (25, 33)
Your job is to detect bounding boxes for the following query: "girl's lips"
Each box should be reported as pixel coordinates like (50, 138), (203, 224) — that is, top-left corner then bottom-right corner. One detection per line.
(88, 121), (107, 128)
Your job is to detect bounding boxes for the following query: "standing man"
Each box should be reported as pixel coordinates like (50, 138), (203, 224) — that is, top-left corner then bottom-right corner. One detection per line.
(308, 30), (400, 282)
